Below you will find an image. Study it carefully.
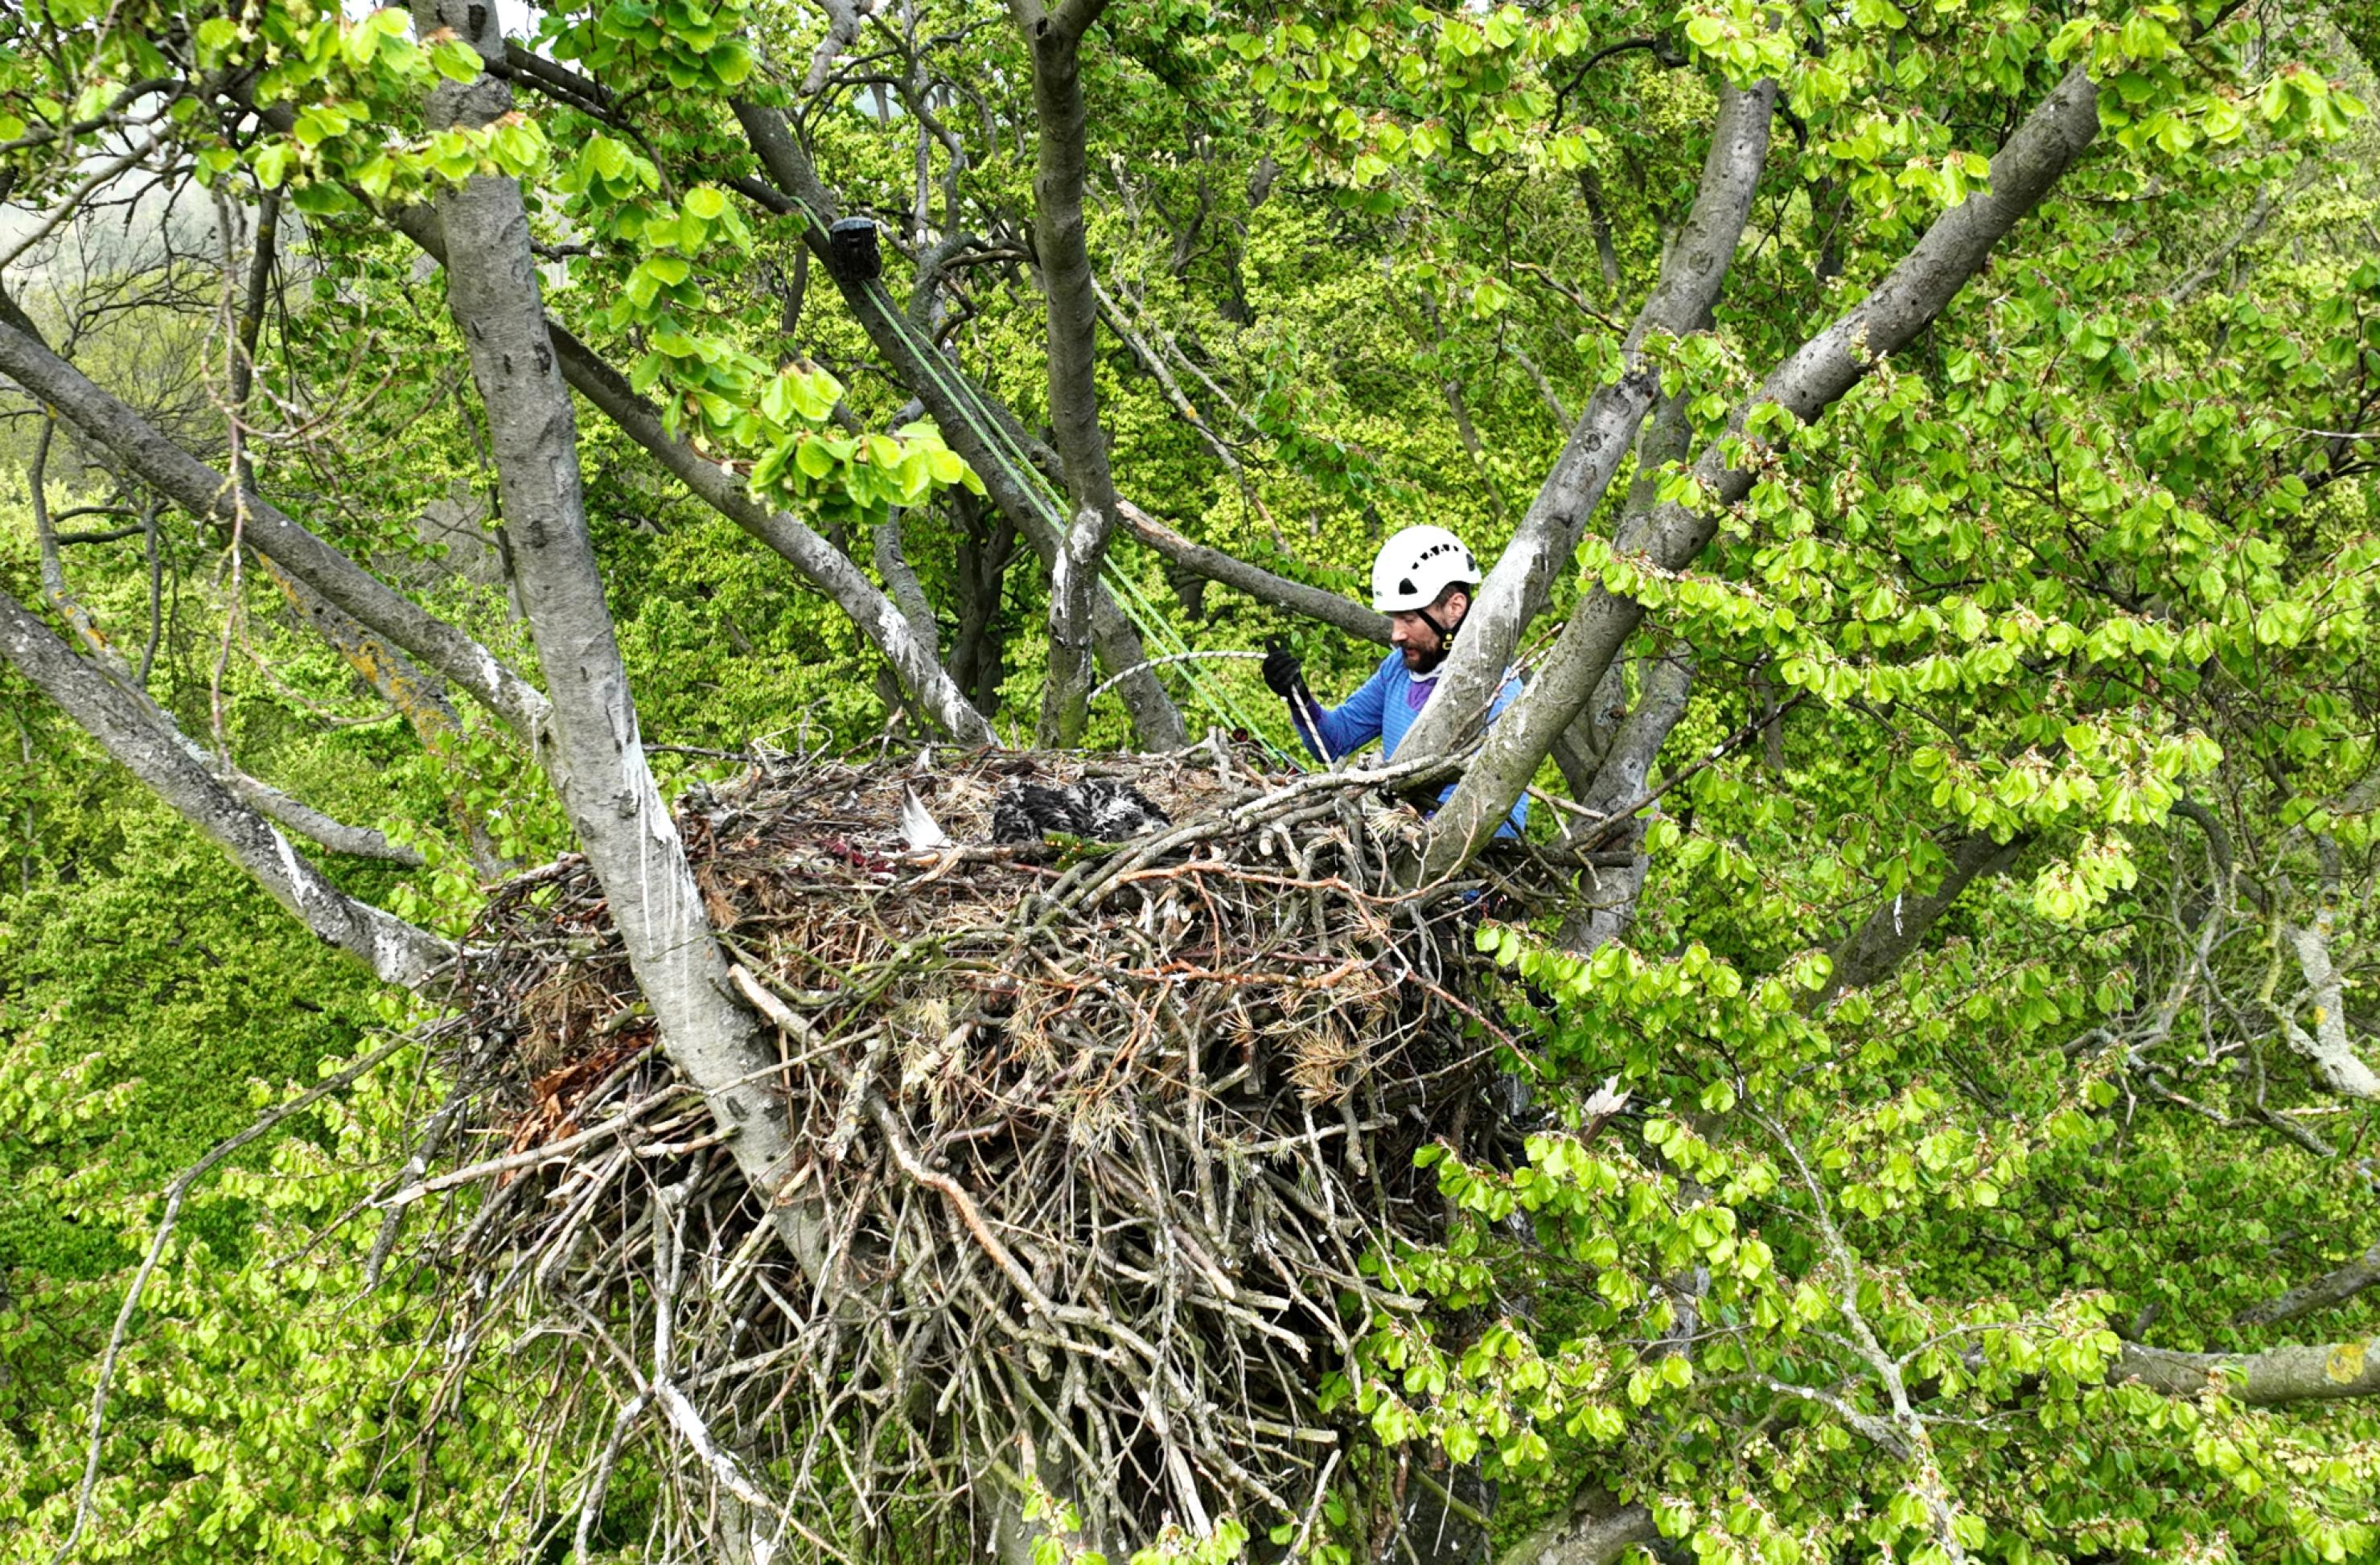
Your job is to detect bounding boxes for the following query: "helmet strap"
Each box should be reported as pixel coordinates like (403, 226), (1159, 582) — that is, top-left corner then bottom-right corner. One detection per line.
(1414, 605), (1449, 644)
(1405, 602), (1458, 675)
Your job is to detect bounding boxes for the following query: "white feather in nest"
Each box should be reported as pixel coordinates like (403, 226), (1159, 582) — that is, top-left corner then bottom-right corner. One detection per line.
(900, 786), (952, 851)
(1581, 1074), (1632, 1121)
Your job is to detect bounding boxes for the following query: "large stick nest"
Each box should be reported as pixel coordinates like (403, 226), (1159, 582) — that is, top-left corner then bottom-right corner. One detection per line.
(405, 742), (1558, 1557)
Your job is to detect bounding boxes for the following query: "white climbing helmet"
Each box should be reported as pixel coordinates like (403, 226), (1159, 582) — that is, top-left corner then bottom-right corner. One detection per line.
(1371, 524), (1481, 613)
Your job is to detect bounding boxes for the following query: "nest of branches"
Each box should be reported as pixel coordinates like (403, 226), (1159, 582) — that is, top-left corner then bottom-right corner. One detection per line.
(398, 741), (1558, 1558)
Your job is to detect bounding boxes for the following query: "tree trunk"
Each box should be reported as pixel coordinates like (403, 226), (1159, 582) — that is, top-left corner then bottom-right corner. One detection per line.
(1013, 0), (1122, 746)
(410, 0), (819, 1272)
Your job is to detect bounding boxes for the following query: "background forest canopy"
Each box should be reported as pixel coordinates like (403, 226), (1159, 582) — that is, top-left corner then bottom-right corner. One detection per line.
(5, 0), (2380, 1563)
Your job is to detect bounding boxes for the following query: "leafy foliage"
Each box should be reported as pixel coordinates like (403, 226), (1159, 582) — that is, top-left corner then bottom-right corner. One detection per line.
(3, 0), (2380, 1560)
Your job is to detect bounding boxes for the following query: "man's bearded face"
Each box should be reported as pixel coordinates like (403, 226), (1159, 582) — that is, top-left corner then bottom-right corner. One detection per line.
(1388, 589), (1469, 673)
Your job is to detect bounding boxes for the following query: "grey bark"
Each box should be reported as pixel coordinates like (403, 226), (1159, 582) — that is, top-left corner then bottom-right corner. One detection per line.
(1555, 652), (1693, 954)
(2279, 916), (2380, 1099)
(2112, 1339), (2380, 1405)
(2237, 1242), (2380, 1328)
(1419, 67), (2106, 882)
(1501, 1493), (1658, 1565)
(1011, 0), (1120, 746)
(1814, 830), (2031, 1005)
(873, 507), (940, 652)
(1547, 389), (1694, 799)
(539, 321), (997, 746)
(229, 187), (280, 487)
(376, 196), (997, 747)
(1116, 499), (1390, 645)
(28, 413), (120, 667)
(1550, 657), (1630, 797)
(801, 0), (869, 95)
(0, 309), (553, 735)
(411, 2), (817, 1273)
(227, 771), (427, 866)
(1393, 83), (1774, 770)
(14, 315), (443, 869)
(727, 100), (1187, 750)
(0, 586), (450, 988)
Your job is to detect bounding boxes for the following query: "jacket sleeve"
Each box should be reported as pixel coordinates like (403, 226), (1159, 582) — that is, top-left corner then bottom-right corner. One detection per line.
(1300, 656), (1394, 761)
(1489, 672), (1529, 832)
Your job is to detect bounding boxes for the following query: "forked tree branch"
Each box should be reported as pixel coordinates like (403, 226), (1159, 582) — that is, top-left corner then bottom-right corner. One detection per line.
(227, 83), (999, 749)
(0, 308), (553, 734)
(727, 99), (1188, 750)
(0, 586), (451, 985)
(1420, 66), (2106, 881)
(1393, 79), (1777, 768)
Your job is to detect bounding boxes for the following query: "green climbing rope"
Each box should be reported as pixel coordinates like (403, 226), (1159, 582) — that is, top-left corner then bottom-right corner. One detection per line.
(774, 191), (1295, 761)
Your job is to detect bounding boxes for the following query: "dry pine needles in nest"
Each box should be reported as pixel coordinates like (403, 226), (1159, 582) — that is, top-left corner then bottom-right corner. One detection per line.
(399, 741), (1556, 1559)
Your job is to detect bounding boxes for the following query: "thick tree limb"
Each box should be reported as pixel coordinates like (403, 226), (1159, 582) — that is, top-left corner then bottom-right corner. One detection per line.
(1555, 651), (1692, 955)
(2113, 1339), (2380, 1404)
(873, 507), (940, 651)
(412, 0), (819, 1271)
(0, 587), (450, 987)
(0, 310), (553, 735)
(1394, 80), (1775, 768)
(228, 771), (426, 866)
(801, 0), (872, 96)
(1500, 1502), (1657, 1565)
(1419, 66), (2105, 881)
(2236, 1242), (2380, 1328)
(2279, 915), (2380, 1099)
(727, 98), (1186, 749)
(1815, 829), (2032, 1005)
(1115, 500), (1388, 645)
(1009, 0), (1122, 744)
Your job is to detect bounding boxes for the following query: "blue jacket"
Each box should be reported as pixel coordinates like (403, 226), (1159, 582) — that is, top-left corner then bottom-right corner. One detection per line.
(1293, 651), (1528, 836)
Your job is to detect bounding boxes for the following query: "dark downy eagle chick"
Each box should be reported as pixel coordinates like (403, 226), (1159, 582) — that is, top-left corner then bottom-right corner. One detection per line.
(991, 777), (1171, 844)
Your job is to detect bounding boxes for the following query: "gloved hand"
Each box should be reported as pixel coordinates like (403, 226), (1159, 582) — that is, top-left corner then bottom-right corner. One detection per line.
(1261, 639), (1304, 697)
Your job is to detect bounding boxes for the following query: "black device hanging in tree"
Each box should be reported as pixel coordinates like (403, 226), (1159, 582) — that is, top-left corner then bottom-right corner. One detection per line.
(828, 216), (882, 282)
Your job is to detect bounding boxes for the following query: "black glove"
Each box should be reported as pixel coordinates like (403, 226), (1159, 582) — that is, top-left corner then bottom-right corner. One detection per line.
(1261, 639), (1304, 698)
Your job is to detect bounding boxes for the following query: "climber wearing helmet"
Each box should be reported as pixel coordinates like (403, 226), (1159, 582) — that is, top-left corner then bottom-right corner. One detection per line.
(1261, 524), (1527, 832)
